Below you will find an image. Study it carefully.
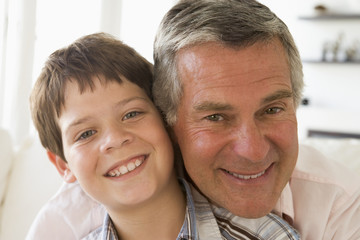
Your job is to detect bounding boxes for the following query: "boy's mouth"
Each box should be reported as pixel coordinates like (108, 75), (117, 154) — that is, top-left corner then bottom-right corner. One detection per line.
(106, 155), (146, 177)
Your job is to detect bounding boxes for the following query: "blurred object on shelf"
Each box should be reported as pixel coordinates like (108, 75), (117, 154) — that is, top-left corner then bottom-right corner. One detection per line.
(321, 33), (359, 62)
(345, 40), (360, 62)
(314, 4), (328, 15)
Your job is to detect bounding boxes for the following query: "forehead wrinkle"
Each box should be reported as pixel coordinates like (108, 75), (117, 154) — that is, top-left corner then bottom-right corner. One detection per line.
(194, 101), (234, 112)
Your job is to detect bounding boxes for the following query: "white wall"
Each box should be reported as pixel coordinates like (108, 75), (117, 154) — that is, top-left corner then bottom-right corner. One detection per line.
(259, 0), (360, 139)
(1, 0), (359, 144)
(0, 0), (177, 146)
(119, 0), (176, 63)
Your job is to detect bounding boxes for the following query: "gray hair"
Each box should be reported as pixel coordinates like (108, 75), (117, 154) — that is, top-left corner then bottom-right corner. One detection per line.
(153, 0), (304, 126)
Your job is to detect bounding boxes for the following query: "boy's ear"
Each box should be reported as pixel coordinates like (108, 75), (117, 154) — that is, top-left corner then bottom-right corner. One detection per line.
(47, 151), (77, 183)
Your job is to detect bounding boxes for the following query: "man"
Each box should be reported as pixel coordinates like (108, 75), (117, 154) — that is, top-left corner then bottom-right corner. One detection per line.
(152, 0), (360, 239)
(153, 0), (301, 220)
(27, 0), (360, 239)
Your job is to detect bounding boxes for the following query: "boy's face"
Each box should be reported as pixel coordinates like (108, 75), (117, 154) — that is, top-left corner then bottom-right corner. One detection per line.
(55, 77), (175, 211)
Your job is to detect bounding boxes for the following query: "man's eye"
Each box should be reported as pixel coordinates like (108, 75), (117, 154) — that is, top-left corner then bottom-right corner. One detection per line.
(123, 111), (141, 120)
(265, 107), (282, 114)
(205, 114), (224, 121)
(78, 130), (96, 140)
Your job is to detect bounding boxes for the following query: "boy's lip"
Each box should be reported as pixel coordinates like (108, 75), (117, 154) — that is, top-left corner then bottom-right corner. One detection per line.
(104, 154), (148, 177)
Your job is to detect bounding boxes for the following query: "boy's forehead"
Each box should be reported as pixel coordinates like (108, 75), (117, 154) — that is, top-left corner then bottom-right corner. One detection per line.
(63, 75), (115, 99)
(58, 77), (97, 115)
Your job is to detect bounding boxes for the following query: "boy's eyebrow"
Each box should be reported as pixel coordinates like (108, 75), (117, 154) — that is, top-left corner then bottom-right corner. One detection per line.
(64, 96), (148, 135)
(261, 90), (293, 104)
(64, 117), (92, 135)
(114, 96), (149, 108)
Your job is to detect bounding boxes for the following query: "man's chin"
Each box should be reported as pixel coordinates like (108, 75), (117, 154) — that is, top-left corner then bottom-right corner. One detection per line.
(228, 205), (274, 219)
(215, 198), (276, 219)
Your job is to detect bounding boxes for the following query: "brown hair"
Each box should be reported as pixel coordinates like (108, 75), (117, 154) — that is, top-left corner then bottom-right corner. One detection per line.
(30, 32), (153, 161)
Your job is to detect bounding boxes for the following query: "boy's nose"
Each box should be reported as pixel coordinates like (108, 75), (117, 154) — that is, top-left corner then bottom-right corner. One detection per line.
(100, 124), (134, 152)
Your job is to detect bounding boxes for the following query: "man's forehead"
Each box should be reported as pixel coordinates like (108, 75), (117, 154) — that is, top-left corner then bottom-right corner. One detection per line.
(176, 40), (289, 78)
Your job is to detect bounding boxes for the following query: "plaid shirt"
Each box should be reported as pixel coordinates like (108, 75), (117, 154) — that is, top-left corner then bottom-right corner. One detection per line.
(83, 180), (300, 240)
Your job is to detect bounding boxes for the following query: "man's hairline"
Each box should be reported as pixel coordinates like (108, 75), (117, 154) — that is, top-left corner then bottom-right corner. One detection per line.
(169, 40), (297, 126)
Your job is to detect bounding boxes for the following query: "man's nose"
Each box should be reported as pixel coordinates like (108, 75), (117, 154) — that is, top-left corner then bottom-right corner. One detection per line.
(99, 123), (134, 153)
(230, 120), (269, 162)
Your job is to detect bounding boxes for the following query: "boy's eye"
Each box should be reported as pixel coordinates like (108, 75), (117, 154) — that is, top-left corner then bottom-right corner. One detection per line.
(205, 114), (224, 121)
(265, 107), (282, 114)
(123, 111), (142, 120)
(78, 129), (96, 140)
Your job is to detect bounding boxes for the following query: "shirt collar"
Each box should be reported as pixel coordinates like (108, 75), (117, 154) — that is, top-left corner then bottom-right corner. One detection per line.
(177, 178), (199, 240)
(100, 214), (119, 240)
(273, 182), (295, 226)
(92, 179), (196, 240)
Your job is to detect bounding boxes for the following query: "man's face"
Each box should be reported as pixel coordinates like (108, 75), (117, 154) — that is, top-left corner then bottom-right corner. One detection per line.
(174, 39), (298, 218)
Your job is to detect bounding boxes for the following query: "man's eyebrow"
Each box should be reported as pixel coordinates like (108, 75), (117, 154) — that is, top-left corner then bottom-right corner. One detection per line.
(194, 101), (234, 112)
(192, 90), (292, 112)
(261, 90), (293, 104)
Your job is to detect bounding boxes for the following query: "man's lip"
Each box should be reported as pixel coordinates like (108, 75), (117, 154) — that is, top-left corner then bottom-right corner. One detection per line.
(222, 163), (274, 180)
(104, 154), (148, 177)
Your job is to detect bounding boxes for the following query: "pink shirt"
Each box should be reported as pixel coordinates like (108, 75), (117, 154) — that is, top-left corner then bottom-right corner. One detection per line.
(274, 145), (360, 239)
(26, 145), (360, 240)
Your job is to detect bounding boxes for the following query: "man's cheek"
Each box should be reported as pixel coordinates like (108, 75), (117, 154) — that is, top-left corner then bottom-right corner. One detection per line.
(189, 131), (227, 159)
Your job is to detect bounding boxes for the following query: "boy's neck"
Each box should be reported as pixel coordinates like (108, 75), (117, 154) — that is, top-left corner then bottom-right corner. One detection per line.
(107, 175), (186, 240)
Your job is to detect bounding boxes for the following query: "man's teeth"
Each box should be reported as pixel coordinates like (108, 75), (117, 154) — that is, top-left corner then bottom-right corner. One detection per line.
(108, 159), (144, 177)
(228, 170), (266, 180)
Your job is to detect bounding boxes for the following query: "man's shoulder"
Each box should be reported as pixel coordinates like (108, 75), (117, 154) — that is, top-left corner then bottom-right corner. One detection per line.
(285, 144), (360, 239)
(26, 182), (105, 240)
(45, 181), (104, 217)
(294, 144), (360, 194)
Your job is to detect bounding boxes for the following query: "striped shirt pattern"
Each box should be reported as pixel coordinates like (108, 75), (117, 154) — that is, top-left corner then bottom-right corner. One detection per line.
(214, 211), (299, 240)
(83, 179), (300, 240)
(190, 183), (300, 240)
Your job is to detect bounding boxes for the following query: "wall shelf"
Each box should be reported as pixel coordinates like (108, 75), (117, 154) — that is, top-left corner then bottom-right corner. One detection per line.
(302, 59), (360, 64)
(299, 14), (360, 20)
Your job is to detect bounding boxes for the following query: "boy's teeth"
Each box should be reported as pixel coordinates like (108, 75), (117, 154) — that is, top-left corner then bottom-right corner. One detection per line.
(127, 162), (135, 171)
(107, 158), (145, 177)
(135, 159), (141, 167)
(119, 166), (128, 175)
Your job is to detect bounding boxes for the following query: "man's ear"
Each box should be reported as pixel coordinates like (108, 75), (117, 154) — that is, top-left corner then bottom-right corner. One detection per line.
(47, 151), (77, 183)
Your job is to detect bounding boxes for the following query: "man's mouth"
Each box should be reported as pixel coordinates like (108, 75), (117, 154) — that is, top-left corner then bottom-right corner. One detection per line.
(106, 155), (146, 177)
(224, 165), (270, 180)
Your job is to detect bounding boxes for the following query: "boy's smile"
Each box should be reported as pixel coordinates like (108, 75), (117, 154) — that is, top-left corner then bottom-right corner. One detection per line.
(105, 154), (147, 177)
(57, 77), (176, 212)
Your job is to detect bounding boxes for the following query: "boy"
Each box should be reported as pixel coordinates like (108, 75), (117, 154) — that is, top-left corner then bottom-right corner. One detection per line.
(29, 32), (300, 239)
(30, 32), (185, 239)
